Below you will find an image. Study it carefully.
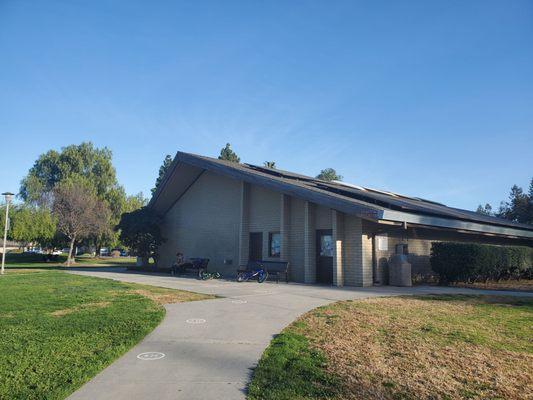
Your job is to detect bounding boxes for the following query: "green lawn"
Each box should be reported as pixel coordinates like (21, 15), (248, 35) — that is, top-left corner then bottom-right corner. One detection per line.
(0, 270), (213, 399)
(248, 295), (533, 400)
(4, 251), (138, 268)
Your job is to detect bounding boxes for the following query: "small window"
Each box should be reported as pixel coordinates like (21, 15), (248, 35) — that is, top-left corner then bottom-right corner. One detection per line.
(269, 232), (281, 257)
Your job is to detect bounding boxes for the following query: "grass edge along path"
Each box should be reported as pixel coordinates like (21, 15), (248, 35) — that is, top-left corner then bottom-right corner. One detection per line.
(248, 328), (340, 400)
(0, 270), (214, 400)
(248, 294), (533, 400)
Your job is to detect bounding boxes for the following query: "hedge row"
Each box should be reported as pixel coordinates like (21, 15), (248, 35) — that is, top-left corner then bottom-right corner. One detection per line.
(430, 242), (533, 284)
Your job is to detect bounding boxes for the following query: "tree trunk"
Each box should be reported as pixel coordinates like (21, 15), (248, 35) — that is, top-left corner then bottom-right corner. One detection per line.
(94, 238), (101, 259)
(67, 236), (76, 267)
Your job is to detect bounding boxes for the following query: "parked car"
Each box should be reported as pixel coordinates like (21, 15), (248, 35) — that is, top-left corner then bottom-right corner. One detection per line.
(27, 247), (44, 254)
(99, 248), (110, 256)
(51, 250), (63, 255)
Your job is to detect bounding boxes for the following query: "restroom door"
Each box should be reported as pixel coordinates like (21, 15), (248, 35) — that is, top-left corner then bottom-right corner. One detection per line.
(316, 229), (333, 284)
(249, 232), (263, 261)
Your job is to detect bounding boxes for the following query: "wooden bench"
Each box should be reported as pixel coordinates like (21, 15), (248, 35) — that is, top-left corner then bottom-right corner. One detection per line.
(238, 260), (290, 283)
(174, 258), (210, 277)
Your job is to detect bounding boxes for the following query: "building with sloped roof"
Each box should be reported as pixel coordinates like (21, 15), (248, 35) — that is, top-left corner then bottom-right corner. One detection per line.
(149, 152), (533, 286)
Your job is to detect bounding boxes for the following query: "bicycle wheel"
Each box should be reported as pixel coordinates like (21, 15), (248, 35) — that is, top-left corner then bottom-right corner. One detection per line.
(200, 271), (210, 280)
(257, 270), (268, 283)
(236, 272), (246, 282)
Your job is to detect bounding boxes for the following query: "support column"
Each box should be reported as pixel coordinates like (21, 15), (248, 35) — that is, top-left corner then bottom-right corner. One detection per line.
(361, 233), (374, 286)
(304, 201), (316, 283)
(343, 215), (373, 287)
(280, 194), (290, 262)
(238, 182), (250, 267)
(332, 210), (344, 287)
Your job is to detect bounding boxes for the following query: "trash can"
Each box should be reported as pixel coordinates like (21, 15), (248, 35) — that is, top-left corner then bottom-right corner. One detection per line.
(388, 254), (412, 287)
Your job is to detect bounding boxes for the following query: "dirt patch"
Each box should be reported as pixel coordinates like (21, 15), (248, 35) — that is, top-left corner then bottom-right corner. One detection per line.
(295, 296), (533, 400)
(51, 301), (111, 316)
(131, 289), (208, 305)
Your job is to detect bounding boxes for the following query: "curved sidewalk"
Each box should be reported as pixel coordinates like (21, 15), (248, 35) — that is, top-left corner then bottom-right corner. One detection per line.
(66, 269), (532, 400)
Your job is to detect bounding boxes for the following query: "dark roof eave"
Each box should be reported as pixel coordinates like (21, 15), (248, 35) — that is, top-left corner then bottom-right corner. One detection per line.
(381, 209), (533, 239)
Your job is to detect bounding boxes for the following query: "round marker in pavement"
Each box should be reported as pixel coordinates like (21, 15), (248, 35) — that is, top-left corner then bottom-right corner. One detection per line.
(137, 352), (165, 360)
(231, 299), (247, 304)
(186, 318), (206, 324)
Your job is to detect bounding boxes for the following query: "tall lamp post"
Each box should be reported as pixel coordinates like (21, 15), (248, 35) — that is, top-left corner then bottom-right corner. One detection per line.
(1, 192), (14, 275)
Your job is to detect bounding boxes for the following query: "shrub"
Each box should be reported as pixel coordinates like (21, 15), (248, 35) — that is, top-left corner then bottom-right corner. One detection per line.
(115, 207), (165, 265)
(430, 242), (533, 285)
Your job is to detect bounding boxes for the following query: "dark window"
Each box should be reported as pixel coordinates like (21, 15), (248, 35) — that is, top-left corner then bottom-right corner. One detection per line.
(269, 232), (281, 257)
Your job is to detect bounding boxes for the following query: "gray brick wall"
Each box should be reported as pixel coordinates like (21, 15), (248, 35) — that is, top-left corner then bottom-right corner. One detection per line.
(280, 194), (290, 262)
(304, 201), (316, 283)
(288, 197), (305, 282)
(238, 182), (250, 266)
(158, 171), (241, 276)
(315, 204), (331, 229)
(248, 184), (281, 261)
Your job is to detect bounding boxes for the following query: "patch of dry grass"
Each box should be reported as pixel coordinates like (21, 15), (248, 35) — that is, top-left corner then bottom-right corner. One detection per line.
(50, 301), (111, 316)
(453, 279), (533, 292)
(130, 288), (211, 305)
(290, 295), (533, 400)
(120, 283), (215, 305)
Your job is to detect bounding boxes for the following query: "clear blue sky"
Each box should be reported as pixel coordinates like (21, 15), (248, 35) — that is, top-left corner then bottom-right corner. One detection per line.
(1, 1), (532, 210)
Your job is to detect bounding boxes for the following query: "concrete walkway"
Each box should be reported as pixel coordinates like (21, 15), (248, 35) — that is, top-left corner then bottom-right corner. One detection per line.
(66, 268), (532, 400)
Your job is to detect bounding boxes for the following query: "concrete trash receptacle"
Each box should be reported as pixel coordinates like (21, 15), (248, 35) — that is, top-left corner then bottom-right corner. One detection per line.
(388, 254), (412, 287)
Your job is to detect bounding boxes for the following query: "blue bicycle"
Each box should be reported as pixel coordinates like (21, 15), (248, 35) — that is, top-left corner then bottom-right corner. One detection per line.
(236, 265), (269, 283)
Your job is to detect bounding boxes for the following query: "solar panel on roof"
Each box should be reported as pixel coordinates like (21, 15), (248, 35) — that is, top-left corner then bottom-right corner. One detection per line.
(331, 180), (367, 191)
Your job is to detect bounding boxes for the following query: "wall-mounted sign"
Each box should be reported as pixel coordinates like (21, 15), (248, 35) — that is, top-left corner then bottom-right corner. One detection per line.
(377, 234), (388, 251)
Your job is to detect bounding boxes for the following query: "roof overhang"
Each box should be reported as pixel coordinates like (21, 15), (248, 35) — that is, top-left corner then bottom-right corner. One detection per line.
(379, 209), (533, 239)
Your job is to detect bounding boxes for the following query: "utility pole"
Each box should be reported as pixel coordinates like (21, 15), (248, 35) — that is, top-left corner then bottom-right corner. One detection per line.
(1, 192), (14, 275)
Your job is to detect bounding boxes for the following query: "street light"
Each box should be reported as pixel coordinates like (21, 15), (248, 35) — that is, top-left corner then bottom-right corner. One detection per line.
(1, 192), (14, 275)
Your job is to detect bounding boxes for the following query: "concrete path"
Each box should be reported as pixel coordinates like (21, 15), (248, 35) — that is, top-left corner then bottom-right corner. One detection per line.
(66, 268), (532, 400)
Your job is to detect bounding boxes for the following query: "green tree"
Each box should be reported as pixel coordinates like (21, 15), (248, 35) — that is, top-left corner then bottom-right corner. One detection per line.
(476, 204), (493, 216)
(218, 143), (240, 163)
(52, 182), (109, 266)
(19, 142), (134, 251)
(151, 155), (173, 195)
(116, 207), (164, 266)
(316, 168), (342, 182)
(10, 205), (56, 249)
(124, 192), (148, 213)
(20, 142), (117, 205)
(497, 184), (530, 224)
(264, 161), (276, 169)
